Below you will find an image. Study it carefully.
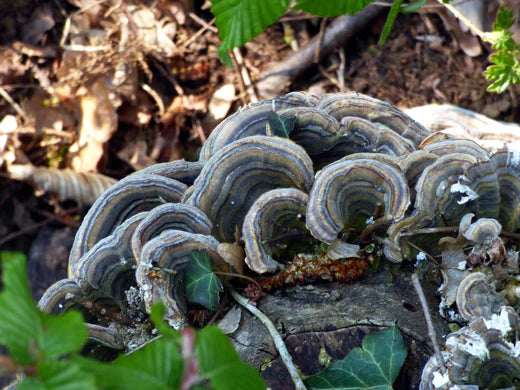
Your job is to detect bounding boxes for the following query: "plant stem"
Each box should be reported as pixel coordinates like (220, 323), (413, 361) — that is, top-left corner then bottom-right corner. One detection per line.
(411, 273), (447, 374)
(230, 289), (307, 390)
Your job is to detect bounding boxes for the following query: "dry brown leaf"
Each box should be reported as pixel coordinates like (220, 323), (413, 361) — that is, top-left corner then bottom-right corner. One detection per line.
(208, 84), (235, 120)
(70, 79), (118, 172)
(8, 164), (117, 206)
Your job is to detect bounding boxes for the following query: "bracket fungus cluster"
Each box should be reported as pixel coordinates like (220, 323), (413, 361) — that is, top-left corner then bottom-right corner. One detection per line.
(38, 92), (520, 375)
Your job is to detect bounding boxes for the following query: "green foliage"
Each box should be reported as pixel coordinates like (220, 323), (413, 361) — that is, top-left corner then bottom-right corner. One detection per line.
(196, 327), (266, 389)
(305, 326), (407, 390)
(0, 252), (264, 390)
(293, 0), (374, 17)
(266, 111), (295, 138)
(185, 249), (224, 311)
(484, 8), (520, 93)
(400, 0), (426, 14)
(211, 0), (520, 94)
(211, 0), (290, 66)
(378, 0), (404, 45)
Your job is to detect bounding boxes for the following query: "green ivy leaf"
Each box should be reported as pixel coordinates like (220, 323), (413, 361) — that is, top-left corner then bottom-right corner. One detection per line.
(379, 0), (404, 45)
(294, 0), (374, 17)
(266, 111), (295, 138)
(211, 0), (290, 66)
(18, 361), (97, 390)
(196, 326), (265, 390)
(75, 337), (184, 389)
(185, 250), (224, 311)
(305, 326), (407, 390)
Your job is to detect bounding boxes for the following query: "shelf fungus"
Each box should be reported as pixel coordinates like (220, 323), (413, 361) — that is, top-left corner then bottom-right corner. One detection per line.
(185, 135), (314, 243)
(420, 306), (520, 389)
(135, 229), (229, 328)
(242, 188), (311, 273)
(69, 174), (187, 272)
(307, 156), (410, 244)
(36, 92), (520, 356)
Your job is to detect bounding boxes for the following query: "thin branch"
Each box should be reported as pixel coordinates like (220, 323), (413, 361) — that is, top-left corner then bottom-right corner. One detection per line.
(230, 289), (307, 390)
(141, 83), (165, 117)
(188, 12), (218, 33)
(411, 273), (447, 374)
(314, 17), (328, 63)
(232, 48), (258, 103)
(182, 16), (216, 49)
(0, 86), (27, 122)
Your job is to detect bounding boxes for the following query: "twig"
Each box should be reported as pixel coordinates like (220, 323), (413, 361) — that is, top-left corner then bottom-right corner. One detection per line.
(192, 118), (206, 144)
(232, 48), (258, 103)
(411, 273), (447, 374)
(230, 289), (307, 390)
(337, 47), (346, 91)
(314, 17), (328, 63)
(0, 86), (27, 122)
(401, 226), (459, 236)
(188, 12), (218, 33)
(182, 17), (216, 49)
(141, 83), (165, 117)
(230, 50), (248, 105)
(358, 217), (389, 242)
(257, 5), (383, 98)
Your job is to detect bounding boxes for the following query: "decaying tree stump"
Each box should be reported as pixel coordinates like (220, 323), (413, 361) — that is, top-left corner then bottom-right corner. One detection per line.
(230, 263), (449, 389)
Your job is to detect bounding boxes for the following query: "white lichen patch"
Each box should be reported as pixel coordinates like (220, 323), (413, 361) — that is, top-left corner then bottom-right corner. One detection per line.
(447, 331), (489, 359)
(457, 261), (466, 270)
(432, 371), (450, 388)
(450, 179), (479, 205)
(365, 216), (375, 225)
(414, 251), (427, 267)
(510, 149), (520, 167)
(484, 307), (512, 337)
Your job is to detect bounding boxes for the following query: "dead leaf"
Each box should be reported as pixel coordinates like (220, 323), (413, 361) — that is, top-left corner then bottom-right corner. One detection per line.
(217, 305), (242, 334)
(70, 79), (118, 172)
(8, 163), (117, 205)
(208, 84), (235, 120)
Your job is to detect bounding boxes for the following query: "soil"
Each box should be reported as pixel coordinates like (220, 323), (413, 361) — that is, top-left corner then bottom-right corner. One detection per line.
(1, 0), (520, 387)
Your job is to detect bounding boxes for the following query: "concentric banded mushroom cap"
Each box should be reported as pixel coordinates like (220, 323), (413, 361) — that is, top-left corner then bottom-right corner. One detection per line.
(317, 92), (430, 145)
(200, 94), (315, 161)
(456, 272), (506, 321)
(130, 203), (213, 262)
(69, 174), (187, 272)
(306, 156), (410, 244)
(72, 212), (148, 305)
(242, 188), (310, 274)
(135, 229), (227, 328)
(185, 135), (314, 242)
